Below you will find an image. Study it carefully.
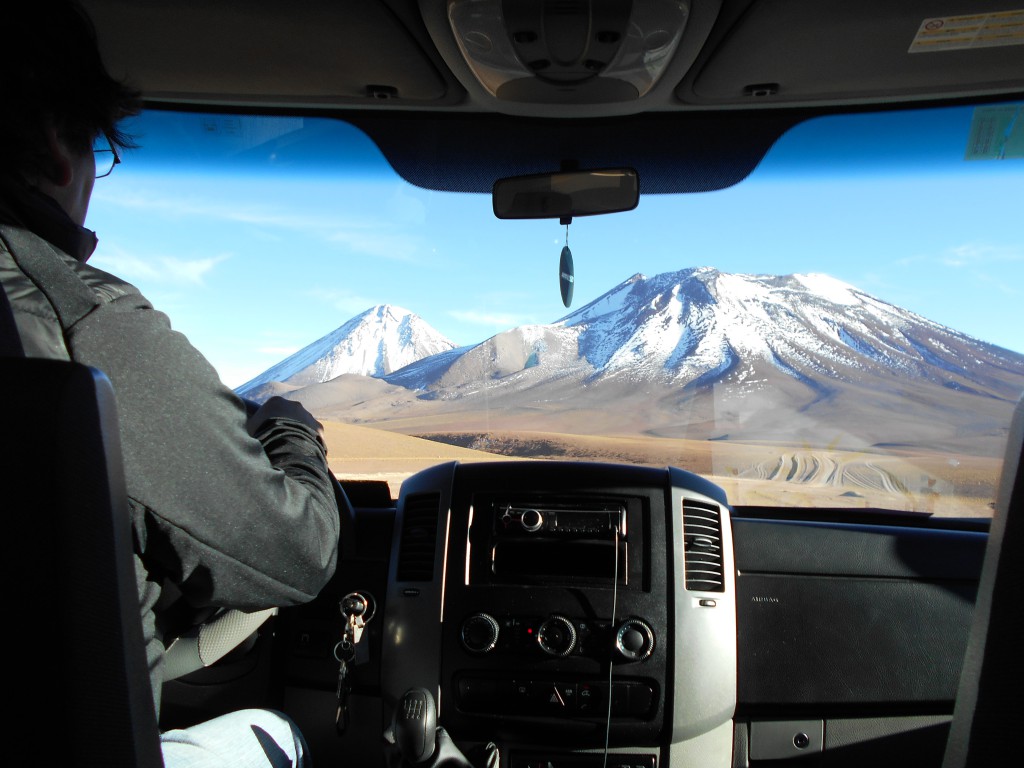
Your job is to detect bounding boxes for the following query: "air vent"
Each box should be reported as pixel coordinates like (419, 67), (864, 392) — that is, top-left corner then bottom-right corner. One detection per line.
(682, 499), (724, 592)
(396, 493), (441, 581)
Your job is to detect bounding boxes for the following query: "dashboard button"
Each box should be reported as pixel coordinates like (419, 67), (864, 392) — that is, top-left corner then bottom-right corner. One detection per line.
(626, 683), (654, 717)
(557, 683), (578, 710)
(462, 613), (500, 654)
(577, 682), (607, 713)
(512, 679), (535, 712)
(520, 508), (544, 532)
(611, 683), (629, 715)
(537, 615), (577, 656)
(614, 619), (655, 661)
(538, 682), (577, 712)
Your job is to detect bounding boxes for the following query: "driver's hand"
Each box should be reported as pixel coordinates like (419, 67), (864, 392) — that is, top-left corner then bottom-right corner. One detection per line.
(246, 396), (324, 440)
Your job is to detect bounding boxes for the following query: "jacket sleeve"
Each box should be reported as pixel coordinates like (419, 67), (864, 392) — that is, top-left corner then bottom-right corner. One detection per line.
(67, 287), (340, 611)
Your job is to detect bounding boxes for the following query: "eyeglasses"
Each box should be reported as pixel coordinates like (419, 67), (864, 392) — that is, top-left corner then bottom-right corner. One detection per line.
(93, 133), (121, 178)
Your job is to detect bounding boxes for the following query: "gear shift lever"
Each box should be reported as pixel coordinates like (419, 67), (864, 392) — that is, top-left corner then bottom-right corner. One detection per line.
(390, 687), (437, 764)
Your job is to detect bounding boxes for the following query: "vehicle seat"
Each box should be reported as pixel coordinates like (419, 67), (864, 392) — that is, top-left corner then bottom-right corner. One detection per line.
(942, 394), (1024, 767)
(1, 286), (163, 766)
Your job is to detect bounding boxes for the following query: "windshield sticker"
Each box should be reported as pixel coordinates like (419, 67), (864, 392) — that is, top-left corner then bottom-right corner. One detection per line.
(909, 10), (1024, 52)
(965, 104), (1024, 160)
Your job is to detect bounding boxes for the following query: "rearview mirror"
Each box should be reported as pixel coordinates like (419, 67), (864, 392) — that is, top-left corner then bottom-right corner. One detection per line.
(492, 168), (639, 219)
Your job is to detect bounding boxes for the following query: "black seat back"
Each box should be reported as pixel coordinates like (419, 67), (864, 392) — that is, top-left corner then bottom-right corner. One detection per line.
(942, 396), (1024, 767)
(0, 350), (163, 765)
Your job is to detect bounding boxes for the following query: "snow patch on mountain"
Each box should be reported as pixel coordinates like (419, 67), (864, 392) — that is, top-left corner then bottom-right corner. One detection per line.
(793, 273), (860, 305)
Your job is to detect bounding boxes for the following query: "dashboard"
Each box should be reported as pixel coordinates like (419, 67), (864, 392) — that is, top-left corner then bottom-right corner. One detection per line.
(382, 461), (737, 764)
(180, 459), (986, 768)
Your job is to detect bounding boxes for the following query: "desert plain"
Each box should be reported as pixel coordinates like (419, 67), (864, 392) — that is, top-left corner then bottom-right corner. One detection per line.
(322, 420), (1000, 517)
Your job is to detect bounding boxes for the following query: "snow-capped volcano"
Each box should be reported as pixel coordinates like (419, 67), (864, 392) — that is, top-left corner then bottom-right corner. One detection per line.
(384, 267), (1024, 400)
(559, 267), (1020, 392)
(237, 305), (455, 396)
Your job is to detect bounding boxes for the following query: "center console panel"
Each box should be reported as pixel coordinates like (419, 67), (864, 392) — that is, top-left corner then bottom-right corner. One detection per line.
(380, 461), (737, 759)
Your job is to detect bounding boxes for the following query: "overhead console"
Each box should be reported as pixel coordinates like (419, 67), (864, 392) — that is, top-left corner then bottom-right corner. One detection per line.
(381, 461), (737, 765)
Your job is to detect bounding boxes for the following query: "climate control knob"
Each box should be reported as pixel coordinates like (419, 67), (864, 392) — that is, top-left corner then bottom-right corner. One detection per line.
(615, 619), (655, 661)
(461, 613), (499, 654)
(537, 615), (577, 657)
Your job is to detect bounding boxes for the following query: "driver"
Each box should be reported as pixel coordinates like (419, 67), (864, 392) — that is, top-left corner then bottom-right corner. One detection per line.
(1, 3), (339, 766)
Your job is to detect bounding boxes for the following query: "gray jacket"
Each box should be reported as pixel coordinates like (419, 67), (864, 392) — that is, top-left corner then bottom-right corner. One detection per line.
(0, 189), (339, 713)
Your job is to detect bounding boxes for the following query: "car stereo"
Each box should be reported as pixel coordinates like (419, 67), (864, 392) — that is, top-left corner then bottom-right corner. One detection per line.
(469, 495), (637, 588)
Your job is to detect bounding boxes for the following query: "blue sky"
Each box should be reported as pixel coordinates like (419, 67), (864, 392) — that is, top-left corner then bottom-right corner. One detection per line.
(85, 105), (1024, 388)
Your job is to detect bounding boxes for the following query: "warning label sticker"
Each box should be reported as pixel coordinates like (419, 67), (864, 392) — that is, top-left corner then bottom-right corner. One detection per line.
(909, 10), (1024, 52)
(965, 104), (1024, 160)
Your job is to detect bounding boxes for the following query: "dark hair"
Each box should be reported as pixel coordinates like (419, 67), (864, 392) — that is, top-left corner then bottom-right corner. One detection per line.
(1, 1), (142, 176)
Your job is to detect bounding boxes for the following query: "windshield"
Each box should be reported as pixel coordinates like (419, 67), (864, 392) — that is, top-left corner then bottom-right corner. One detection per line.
(86, 103), (1024, 516)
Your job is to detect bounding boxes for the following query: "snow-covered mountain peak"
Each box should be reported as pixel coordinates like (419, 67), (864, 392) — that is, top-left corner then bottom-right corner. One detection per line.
(237, 304), (455, 395)
(539, 267), (1019, 392)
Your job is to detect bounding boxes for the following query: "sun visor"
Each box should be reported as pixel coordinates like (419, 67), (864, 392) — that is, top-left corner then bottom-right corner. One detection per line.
(85, 0), (457, 108)
(682, 0), (1024, 107)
